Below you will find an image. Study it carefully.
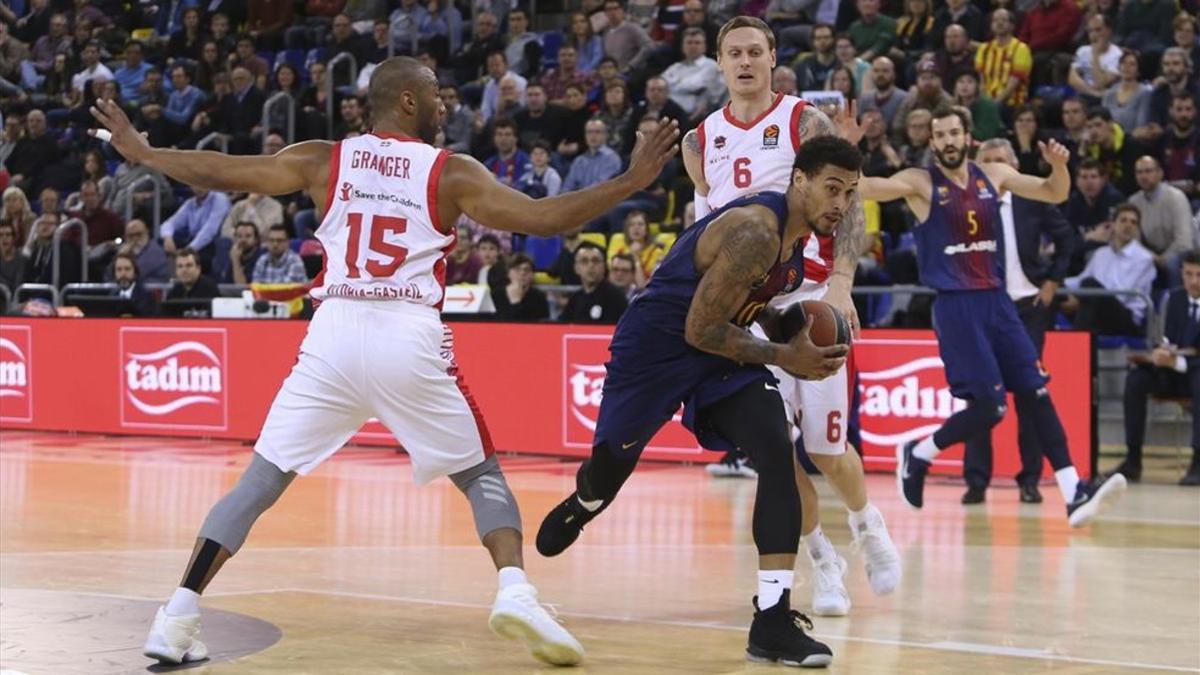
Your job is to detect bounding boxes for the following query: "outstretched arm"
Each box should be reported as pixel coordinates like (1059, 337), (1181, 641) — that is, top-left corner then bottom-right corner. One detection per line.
(987, 139), (1071, 204)
(90, 99), (330, 201)
(443, 118), (679, 237)
(858, 171), (923, 203)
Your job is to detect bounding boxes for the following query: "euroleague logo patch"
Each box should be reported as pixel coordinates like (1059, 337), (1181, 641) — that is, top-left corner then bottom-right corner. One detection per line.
(762, 124), (780, 148)
(714, 135), (727, 150)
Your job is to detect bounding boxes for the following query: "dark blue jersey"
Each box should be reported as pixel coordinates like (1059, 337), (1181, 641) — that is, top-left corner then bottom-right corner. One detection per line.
(630, 191), (807, 337)
(913, 163), (1005, 291)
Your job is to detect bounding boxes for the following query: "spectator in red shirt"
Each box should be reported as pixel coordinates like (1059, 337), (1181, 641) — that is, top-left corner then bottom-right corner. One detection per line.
(446, 222), (483, 286)
(1018, 0), (1083, 86)
(70, 179), (123, 249)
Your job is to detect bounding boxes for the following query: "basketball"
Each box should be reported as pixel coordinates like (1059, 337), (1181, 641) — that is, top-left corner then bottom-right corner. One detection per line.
(776, 300), (851, 347)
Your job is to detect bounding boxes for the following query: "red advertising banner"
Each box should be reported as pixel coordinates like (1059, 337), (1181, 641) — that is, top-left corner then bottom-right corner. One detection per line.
(0, 318), (1092, 477)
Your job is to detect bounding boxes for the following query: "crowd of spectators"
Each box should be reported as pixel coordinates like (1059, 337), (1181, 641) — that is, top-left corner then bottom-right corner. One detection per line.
(0, 0), (1197, 328)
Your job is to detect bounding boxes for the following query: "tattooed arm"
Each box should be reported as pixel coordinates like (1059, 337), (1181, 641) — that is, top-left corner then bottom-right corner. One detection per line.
(796, 102), (868, 334)
(681, 128), (711, 218)
(685, 207), (847, 377)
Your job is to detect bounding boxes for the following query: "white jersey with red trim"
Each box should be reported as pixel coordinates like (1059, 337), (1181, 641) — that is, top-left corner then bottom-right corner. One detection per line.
(696, 93), (834, 289)
(310, 132), (454, 308)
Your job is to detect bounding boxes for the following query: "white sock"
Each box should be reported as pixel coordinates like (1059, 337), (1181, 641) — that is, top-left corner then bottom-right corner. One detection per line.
(847, 502), (874, 529)
(577, 496), (603, 512)
(912, 436), (940, 462)
(757, 570), (794, 610)
(1054, 466), (1081, 502)
(803, 525), (836, 563)
(497, 566), (527, 589)
(165, 587), (200, 616)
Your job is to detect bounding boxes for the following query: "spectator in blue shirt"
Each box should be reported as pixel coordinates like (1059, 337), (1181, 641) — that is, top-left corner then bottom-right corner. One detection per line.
(160, 187), (231, 274)
(419, 0), (465, 56)
(163, 64), (204, 143)
(113, 40), (153, 104)
(484, 119), (531, 188)
(562, 119), (622, 193)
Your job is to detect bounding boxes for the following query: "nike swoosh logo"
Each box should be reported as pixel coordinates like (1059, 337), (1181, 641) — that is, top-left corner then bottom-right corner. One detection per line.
(564, 515), (575, 524)
(764, 382), (778, 391)
(902, 462), (912, 480)
(622, 441), (638, 449)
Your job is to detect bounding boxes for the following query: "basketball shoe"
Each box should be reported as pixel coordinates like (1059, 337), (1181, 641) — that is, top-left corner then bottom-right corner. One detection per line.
(705, 451), (758, 478)
(808, 550), (850, 617)
(849, 505), (901, 595)
(489, 583), (585, 666)
(143, 606), (208, 664)
(746, 589), (833, 667)
(537, 462), (608, 556)
(896, 440), (930, 509)
(1066, 473), (1128, 528)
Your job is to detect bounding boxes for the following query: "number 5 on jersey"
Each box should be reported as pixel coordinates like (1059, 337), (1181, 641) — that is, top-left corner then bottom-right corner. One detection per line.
(345, 212), (409, 278)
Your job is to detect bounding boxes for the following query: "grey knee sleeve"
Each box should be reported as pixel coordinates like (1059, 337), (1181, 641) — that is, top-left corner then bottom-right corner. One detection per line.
(198, 453), (295, 555)
(450, 455), (522, 540)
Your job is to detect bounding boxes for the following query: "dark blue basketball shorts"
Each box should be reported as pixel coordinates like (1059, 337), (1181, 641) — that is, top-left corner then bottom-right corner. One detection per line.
(932, 289), (1047, 403)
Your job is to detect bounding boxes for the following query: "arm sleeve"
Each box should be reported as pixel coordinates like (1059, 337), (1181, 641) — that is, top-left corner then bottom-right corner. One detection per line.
(1166, 195), (1195, 254)
(693, 190), (711, 219)
(186, 196), (229, 251)
(1011, 44), (1032, 81)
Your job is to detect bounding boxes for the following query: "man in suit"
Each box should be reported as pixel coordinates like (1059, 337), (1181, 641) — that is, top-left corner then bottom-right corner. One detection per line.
(110, 251), (158, 316)
(960, 139), (1076, 504)
(216, 66), (266, 155)
(1115, 251), (1200, 486)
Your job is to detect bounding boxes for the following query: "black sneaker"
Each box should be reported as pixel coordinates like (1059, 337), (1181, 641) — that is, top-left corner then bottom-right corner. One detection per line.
(1066, 473), (1128, 528)
(1180, 455), (1200, 486)
(896, 441), (930, 509)
(746, 589), (833, 668)
(536, 464), (607, 557)
(1018, 484), (1043, 504)
(961, 486), (986, 504)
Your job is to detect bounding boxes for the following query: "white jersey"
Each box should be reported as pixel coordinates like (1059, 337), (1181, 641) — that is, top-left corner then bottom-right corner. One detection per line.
(310, 132), (455, 308)
(696, 93), (835, 290)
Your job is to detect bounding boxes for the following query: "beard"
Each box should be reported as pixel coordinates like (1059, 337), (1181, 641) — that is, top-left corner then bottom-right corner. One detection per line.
(418, 111), (440, 144)
(934, 143), (967, 169)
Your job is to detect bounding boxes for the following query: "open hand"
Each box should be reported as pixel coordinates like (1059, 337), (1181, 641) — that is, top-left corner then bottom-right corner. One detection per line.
(89, 98), (152, 164)
(832, 98), (863, 145)
(625, 118), (680, 189)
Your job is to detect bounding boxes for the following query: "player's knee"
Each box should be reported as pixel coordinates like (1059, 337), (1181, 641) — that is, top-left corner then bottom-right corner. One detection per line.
(971, 398), (1007, 427)
(199, 454), (294, 554)
(450, 456), (523, 540)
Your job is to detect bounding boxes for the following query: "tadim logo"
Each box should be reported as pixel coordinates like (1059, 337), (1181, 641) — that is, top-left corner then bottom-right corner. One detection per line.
(0, 326), (33, 422)
(562, 334), (701, 453)
(855, 343), (966, 448)
(340, 181), (353, 201)
(120, 328), (228, 430)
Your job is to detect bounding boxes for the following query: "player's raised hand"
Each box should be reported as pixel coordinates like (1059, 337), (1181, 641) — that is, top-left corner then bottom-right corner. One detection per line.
(626, 118), (680, 188)
(89, 98), (152, 163)
(1038, 138), (1070, 168)
(832, 99), (864, 145)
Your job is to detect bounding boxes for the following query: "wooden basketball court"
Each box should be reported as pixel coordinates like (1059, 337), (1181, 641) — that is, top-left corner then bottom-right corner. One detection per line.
(1, 430), (1197, 674)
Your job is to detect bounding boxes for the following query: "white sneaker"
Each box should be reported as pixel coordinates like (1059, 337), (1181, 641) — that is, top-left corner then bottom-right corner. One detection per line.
(809, 552), (851, 617)
(143, 606), (208, 664)
(850, 506), (901, 595)
(705, 453), (757, 478)
(489, 583), (585, 666)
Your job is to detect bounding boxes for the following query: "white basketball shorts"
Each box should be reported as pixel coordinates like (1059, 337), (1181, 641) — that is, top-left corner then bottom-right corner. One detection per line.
(751, 284), (851, 456)
(255, 298), (493, 484)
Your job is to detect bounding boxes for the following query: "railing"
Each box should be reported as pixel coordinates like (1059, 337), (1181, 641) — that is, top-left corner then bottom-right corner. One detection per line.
(122, 174), (163, 234)
(52, 218), (88, 289)
(61, 282), (118, 306)
(196, 132), (229, 153)
(14, 283), (60, 308)
(849, 285), (1159, 343)
(262, 91), (295, 144)
(325, 52), (357, 139)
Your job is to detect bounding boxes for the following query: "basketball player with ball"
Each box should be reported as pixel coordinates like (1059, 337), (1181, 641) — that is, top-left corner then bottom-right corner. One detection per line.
(684, 16), (902, 618)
